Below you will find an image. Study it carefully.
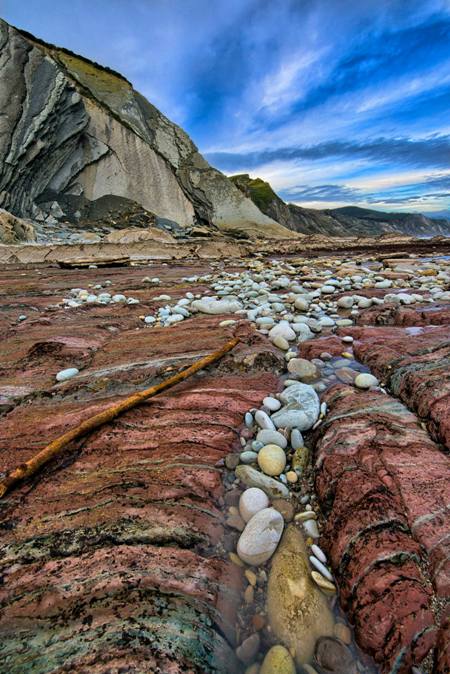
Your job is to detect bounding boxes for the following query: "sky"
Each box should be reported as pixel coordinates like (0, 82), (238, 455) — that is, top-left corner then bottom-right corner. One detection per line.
(2, 0), (450, 215)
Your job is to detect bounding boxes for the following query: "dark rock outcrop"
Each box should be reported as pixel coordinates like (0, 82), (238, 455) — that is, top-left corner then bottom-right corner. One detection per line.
(0, 20), (290, 239)
(230, 174), (450, 238)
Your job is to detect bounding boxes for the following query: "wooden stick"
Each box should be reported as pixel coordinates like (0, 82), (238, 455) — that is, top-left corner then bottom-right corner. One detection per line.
(0, 336), (239, 499)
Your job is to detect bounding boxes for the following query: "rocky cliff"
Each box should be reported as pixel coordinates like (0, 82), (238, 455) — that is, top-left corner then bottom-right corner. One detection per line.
(230, 174), (450, 238)
(0, 20), (290, 239)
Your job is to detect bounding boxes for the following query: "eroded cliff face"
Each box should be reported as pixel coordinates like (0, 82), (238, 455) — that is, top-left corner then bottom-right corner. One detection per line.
(0, 20), (289, 238)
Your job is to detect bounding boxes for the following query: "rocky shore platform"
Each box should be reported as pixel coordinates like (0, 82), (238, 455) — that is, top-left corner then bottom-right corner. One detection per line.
(0, 245), (448, 674)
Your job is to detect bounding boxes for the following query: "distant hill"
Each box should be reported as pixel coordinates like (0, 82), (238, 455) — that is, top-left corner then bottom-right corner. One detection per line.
(230, 174), (450, 238)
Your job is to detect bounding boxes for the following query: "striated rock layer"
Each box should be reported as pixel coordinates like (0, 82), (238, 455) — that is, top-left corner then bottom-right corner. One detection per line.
(0, 19), (289, 239)
(0, 261), (281, 672)
(313, 384), (449, 673)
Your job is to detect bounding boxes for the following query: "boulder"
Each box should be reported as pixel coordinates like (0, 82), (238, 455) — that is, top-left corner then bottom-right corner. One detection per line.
(267, 525), (334, 665)
(0, 209), (35, 243)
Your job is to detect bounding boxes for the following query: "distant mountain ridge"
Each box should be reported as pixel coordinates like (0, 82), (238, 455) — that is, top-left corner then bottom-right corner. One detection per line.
(230, 174), (450, 238)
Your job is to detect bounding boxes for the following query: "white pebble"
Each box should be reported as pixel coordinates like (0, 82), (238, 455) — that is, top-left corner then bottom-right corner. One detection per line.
(56, 367), (79, 382)
(311, 544), (327, 564)
(309, 555), (333, 581)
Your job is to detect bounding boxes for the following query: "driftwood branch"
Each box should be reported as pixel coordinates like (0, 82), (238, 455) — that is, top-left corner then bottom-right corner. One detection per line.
(0, 336), (239, 499)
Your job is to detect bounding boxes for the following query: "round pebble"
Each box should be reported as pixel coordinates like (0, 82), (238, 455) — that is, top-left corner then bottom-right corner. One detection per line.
(256, 429), (287, 449)
(309, 555), (333, 581)
(354, 373), (379, 389)
(263, 396), (281, 412)
(239, 487), (269, 523)
(56, 367), (79, 382)
(254, 410), (276, 430)
(257, 444), (286, 476)
(260, 645), (296, 674)
(237, 507), (284, 565)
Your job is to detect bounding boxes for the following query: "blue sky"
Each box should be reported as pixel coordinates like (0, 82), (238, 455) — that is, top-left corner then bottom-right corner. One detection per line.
(2, 0), (450, 214)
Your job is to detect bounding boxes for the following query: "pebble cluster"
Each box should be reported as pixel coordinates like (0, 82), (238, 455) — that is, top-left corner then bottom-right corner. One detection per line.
(46, 253), (449, 673)
(61, 280), (141, 308)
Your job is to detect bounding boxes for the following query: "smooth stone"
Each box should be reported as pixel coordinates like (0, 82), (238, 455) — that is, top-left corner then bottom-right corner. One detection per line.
(236, 633), (261, 664)
(286, 471), (298, 483)
(356, 297), (372, 308)
(267, 526), (334, 666)
(292, 446), (309, 472)
(287, 358), (319, 382)
(269, 320), (296, 342)
(272, 335), (289, 350)
(227, 513), (246, 531)
(272, 498), (295, 522)
(112, 294), (126, 303)
(309, 556), (333, 581)
(321, 285), (335, 294)
(311, 544), (327, 564)
(334, 622), (351, 645)
(314, 637), (357, 674)
(244, 665), (261, 674)
(311, 571), (337, 595)
(319, 316), (335, 328)
(256, 429), (287, 449)
(55, 367), (79, 382)
(335, 367), (357, 384)
(252, 440), (264, 451)
(294, 297), (310, 311)
(144, 315), (156, 324)
(240, 450), (258, 464)
(303, 519), (319, 538)
(239, 487), (270, 523)
(279, 383), (320, 422)
(293, 323), (314, 341)
(263, 396), (281, 412)
(245, 412), (254, 428)
(258, 444), (287, 476)
(294, 510), (316, 522)
(354, 373), (379, 389)
(271, 404), (310, 431)
(237, 507), (284, 565)
(337, 296), (353, 308)
(191, 298), (243, 314)
(260, 645), (296, 674)
(236, 465), (290, 499)
(255, 410), (276, 430)
(303, 666), (320, 674)
(225, 453), (240, 470)
(290, 428), (304, 449)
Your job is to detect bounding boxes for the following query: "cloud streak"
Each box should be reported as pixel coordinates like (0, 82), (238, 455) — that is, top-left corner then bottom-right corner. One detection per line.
(2, 0), (450, 213)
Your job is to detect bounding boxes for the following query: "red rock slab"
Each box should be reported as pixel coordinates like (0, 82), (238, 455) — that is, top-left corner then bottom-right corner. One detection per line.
(336, 324), (450, 448)
(356, 302), (450, 327)
(313, 385), (450, 672)
(434, 610), (450, 674)
(0, 367), (277, 673)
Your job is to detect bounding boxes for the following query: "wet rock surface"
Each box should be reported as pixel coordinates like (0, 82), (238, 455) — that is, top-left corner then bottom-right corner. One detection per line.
(0, 260), (279, 672)
(314, 384), (449, 671)
(0, 250), (449, 674)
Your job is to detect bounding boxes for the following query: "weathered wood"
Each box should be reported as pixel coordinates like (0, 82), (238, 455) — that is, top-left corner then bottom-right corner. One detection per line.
(0, 336), (239, 498)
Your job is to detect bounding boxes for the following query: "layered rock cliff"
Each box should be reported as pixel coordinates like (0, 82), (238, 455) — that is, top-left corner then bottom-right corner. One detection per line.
(0, 20), (290, 239)
(230, 174), (450, 238)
